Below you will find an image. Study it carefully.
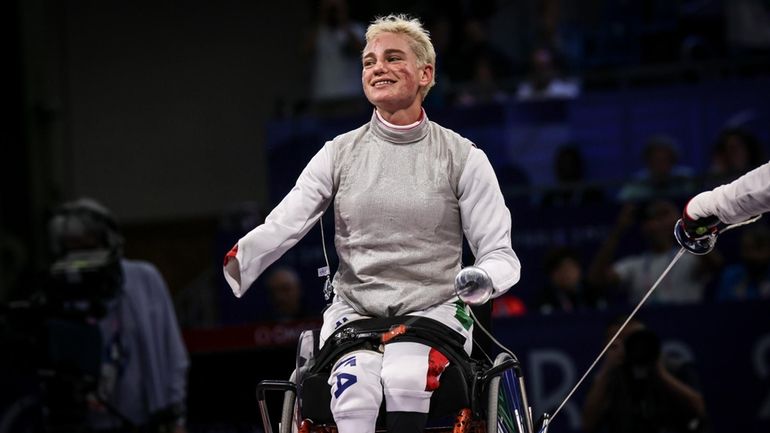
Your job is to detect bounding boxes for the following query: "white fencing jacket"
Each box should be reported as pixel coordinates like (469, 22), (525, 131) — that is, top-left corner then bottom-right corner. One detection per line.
(224, 110), (520, 317)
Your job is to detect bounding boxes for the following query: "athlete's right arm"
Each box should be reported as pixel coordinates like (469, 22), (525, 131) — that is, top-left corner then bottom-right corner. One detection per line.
(223, 143), (334, 297)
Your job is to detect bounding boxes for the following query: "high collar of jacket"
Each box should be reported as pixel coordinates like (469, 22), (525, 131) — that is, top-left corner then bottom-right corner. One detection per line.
(370, 108), (430, 144)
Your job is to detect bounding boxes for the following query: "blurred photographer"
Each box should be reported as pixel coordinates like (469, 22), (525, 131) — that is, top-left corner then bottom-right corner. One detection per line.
(582, 319), (707, 433)
(45, 198), (189, 432)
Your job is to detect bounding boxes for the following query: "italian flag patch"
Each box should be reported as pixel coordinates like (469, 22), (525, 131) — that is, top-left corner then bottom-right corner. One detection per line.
(454, 299), (473, 330)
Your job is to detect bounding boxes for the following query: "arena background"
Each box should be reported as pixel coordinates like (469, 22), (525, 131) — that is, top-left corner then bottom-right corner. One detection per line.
(2, 1), (770, 433)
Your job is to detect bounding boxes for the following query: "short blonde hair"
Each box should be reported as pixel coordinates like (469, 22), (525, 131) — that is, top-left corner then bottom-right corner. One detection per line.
(365, 14), (436, 99)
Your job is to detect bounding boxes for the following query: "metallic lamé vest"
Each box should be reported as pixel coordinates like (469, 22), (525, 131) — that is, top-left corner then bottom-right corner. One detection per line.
(330, 112), (472, 316)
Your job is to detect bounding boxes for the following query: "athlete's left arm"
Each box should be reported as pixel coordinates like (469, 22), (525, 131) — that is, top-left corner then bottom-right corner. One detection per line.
(458, 147), (521, 297)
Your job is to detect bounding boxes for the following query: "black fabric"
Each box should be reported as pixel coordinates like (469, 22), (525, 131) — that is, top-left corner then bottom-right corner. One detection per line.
(308, 316), (470, 378)
(298, 373), (334, 423)
(428, 364), (470, 417)
(386, 411), (429, 433)
(300, 363), (473, 424)
(299, 315), (485, 425)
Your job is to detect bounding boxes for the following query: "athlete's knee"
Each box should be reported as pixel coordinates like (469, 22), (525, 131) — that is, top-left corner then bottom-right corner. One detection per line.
(328, 349), (383, 416)
(382, 342), (445, 413)
(381, 342), (444, 392)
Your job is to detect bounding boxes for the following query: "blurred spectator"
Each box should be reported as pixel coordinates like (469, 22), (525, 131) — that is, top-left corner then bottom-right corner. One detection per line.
(538, 0), (562, 51)
(618, 135), (697, 202)
(582, 319), (708, 433)
(450, 18), (515, 104)
(707, 127), (765, 186)
(516, 46), (580, 101)
(48, 198), (189, 432)
(496, 161), (532, 205)
(265, 266), (310, 321)
(173, 267), (220, 328)
(176, 202), (267, 328)
(589, 200), (719, 305)
(540, 144), (604, 207)
(307, 0), (365, 102)
(536, 247), (604, 314)
(678, 0), (724, 63)
(725, 0), (770, 54)
(422, 14), (452, 108)
(715, 225), (770, 301)
(456, 53), (509, 105)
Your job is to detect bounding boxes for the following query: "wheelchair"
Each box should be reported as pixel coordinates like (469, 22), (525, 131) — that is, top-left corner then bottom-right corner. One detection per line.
(256, 304), (546, 433)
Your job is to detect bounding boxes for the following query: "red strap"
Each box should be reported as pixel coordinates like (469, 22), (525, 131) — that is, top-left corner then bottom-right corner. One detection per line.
(381, 324), (409, 344)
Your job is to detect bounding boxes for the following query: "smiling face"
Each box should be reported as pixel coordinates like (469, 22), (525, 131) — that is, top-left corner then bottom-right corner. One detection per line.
(361, 32), (433, 116)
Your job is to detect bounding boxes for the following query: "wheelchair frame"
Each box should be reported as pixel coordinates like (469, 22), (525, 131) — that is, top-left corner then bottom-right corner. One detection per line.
(257, 351), (538, 433)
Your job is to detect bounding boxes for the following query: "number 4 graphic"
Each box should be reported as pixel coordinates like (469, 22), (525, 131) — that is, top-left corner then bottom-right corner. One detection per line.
(334, 373), (358, 398)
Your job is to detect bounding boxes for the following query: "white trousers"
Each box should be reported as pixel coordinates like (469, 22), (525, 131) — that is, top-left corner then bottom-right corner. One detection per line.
(319, 297), (474, 433)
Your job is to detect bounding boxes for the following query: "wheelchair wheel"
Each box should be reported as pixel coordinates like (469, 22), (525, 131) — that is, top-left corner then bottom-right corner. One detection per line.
(488, 352), (534, 433)
(486, 353), (507, 432)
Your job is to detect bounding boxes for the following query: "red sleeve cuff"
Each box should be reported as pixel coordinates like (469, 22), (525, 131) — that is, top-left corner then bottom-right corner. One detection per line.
(223, 244), (238, 267)
(683, 198), (696, 222)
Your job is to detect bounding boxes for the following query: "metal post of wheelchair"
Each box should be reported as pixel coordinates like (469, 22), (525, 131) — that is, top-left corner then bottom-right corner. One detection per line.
(256, 380), (297, 433)
(537, 413), (551, 433)
(515, 365), (535, 433)
(482, 353), (546, 433)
